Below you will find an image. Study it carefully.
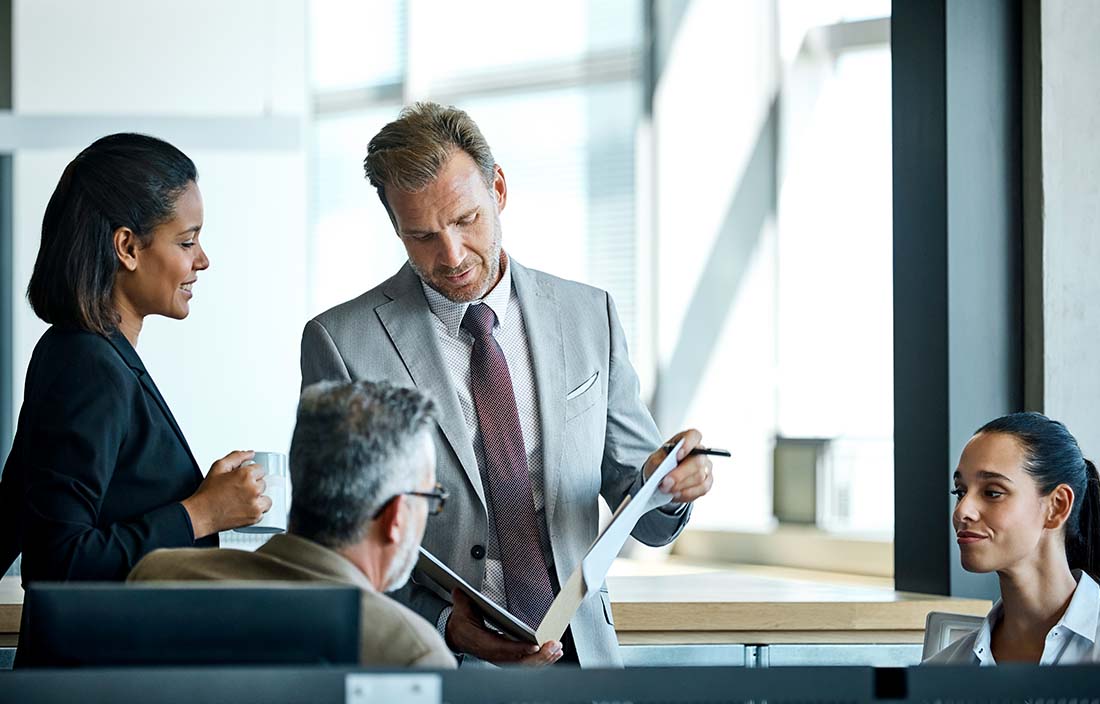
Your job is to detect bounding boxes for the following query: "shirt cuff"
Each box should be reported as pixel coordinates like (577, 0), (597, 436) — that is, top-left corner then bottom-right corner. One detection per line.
(436, 606), (466, 664)
(436, 605), (452, 639)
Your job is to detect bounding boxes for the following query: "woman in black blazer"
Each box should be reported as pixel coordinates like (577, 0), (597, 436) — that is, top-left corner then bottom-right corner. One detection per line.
(0, 134), (271, 583)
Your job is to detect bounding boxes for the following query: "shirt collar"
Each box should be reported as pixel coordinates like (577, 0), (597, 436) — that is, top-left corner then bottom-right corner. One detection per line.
(972, 570), (1099, 664)
(971, 600), (1002, 665)
(420, 255), (513, 337)
(1058, 569), (1100, 644)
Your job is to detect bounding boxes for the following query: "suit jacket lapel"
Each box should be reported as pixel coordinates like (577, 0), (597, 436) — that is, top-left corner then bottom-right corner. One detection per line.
(376, 265), (486, 507)
(511, 260), (567, 526)
(105, 332), (202, 478)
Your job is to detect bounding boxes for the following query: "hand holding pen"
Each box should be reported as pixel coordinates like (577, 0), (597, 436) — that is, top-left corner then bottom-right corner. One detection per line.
(643, 429), (721, 503)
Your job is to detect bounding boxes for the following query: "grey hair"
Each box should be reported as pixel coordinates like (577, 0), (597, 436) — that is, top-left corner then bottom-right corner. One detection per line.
(288, 380), (437, 549)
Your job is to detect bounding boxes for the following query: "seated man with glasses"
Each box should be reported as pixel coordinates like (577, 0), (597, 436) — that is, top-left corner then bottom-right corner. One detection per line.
(128, 380), (456, 668)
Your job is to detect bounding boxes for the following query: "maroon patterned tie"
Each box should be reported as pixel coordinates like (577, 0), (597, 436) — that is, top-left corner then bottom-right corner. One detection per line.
(462, 303), (556, 629)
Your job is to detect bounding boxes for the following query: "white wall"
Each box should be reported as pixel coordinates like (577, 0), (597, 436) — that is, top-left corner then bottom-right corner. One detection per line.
(1040, 0), (1100, 457)
(15, 0), (305, 115)
(10, 0), (309, 468)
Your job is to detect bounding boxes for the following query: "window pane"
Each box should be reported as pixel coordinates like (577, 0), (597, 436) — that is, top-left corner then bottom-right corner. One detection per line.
(310, 106), (409, 315)
(654, 1), (893, 537)
(310, 0), (405, 91)
(412, 0), (641, 85)
(775, 46), (893, 534)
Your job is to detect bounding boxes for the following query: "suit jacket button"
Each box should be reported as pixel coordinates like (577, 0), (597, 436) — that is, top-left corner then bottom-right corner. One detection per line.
(470, 544), (486, 560)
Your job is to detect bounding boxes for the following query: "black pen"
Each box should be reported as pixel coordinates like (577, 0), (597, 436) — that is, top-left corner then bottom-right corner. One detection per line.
(661, 443), (731, 458)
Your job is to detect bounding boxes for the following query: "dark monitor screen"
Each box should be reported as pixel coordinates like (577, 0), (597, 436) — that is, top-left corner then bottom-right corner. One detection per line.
(19, 582), (360, 667)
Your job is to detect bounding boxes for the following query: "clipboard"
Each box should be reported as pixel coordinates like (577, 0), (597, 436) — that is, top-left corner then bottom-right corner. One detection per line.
(414, 439), (685, 645)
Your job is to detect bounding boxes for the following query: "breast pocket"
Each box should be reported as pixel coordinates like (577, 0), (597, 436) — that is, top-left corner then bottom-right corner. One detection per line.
(565, 370), (600, 420)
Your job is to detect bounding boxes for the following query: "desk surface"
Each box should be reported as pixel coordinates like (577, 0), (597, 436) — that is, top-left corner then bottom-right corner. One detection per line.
(0, 577), (22, 645)
(604, 558), (989, 643)
(0, 559), (990, 647)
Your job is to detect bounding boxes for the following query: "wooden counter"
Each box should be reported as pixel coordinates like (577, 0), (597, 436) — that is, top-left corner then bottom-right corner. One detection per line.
(0, 560), (991, 649)
(605, 558), (990, 645)
(0, 577), (22, 647)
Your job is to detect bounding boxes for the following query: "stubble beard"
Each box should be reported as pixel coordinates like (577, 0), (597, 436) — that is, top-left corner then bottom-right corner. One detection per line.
(410, 214), (503, 303)
(382, 526), (421, 593)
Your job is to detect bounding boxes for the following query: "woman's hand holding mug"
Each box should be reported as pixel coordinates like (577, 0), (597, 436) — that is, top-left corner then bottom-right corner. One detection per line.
(181, 450), (271, 539)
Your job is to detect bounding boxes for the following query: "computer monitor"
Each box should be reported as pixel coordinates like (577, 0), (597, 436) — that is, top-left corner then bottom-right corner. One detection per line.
(18, 582), (360, 667)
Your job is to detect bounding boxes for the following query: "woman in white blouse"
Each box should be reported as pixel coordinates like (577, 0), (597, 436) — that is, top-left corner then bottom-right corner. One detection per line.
(926, 412), (1100, 665)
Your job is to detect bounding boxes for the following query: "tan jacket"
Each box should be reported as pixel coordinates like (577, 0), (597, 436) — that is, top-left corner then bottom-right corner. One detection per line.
(128, 533), (455, 669)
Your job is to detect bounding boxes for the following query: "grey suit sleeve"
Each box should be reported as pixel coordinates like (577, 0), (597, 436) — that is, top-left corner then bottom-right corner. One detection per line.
(599, 293), (692, 546)
(300, 319), (353, 390)
(389, 576), (452, 638)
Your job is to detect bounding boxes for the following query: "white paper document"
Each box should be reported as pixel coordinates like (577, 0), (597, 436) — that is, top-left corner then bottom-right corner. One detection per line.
(579, 438), (684, 599)
(415, 438), (686, 645)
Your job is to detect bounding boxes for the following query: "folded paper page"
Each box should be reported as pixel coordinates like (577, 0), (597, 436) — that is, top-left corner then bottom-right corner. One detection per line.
(580, 438), (684, 600)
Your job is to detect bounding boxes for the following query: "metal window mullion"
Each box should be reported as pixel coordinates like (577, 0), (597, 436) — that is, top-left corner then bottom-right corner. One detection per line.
(426, 49), (640, 104)
(313, 51), (640, 117)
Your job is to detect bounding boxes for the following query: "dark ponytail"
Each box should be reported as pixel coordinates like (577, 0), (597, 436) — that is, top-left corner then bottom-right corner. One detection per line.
(1071, 459), (1100, 579)
(977, 412), (1099, 579)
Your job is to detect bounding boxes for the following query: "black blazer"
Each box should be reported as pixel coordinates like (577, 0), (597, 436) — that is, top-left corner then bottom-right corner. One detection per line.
(0, 326), (216, 583)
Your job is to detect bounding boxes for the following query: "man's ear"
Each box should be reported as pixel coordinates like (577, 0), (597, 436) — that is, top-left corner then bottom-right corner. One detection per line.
(493, 164), (507, 213)
(375, 496), (403, 545)
(1045, 483), (1075, 530)
(114, 227), (140, 272)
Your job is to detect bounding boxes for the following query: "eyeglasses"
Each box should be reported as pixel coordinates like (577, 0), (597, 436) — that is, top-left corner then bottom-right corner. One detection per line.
(373, 483), (448, 519)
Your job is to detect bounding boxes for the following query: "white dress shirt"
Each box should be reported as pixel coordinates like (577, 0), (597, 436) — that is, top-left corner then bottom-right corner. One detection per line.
(420, 259), (556, 614)
(925, 570), (1100, 665)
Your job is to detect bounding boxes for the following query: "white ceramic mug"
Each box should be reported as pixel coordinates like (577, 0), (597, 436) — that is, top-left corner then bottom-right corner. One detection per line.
(234, 451), (289, 534)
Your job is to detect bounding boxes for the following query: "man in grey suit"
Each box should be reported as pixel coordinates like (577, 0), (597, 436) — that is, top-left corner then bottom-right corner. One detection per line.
(301, 102), (715, 668)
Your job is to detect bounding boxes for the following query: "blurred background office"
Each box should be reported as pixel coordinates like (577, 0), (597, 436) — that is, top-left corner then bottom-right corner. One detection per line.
(0, 0), (894, 578)
(2, 0), (1098, 603)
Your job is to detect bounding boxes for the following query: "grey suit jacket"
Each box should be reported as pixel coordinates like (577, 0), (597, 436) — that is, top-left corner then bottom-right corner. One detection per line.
(300, 258), (691, 667)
